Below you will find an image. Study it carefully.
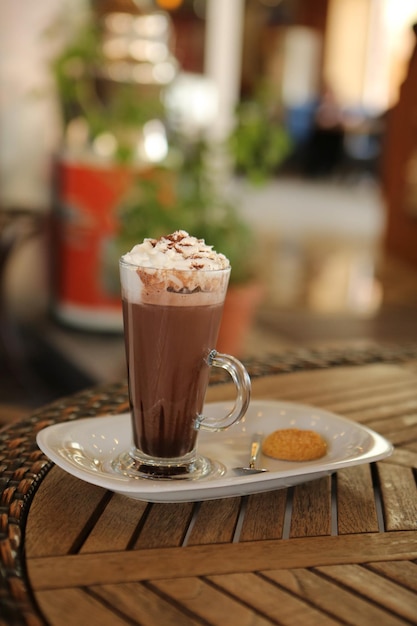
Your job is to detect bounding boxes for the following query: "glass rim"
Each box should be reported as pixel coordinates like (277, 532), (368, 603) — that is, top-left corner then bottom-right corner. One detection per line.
(119, 257), (231, 274)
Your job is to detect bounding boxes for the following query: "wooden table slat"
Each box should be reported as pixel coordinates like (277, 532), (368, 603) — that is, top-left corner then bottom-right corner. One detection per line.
(239, 490), (287, 542)
(336, 465), (379, 534)
(27, 531), (417, 590)
(205, 572), (341, 626)
(384, 447), (417, 469)
(367, 560), (417, 592)
(133, 502), (195, 549)
(350, 400), (417, 427)
(148, 576), (273, 626)
(315, 563), (417, 623)
(380, 423), (417, 447)
(290, 477), (332, 538)
(35, 588), (132, 626)
(377, 463), (417, 531)
(80, 493), (149, 554)
(186, 497), (242, 546)
(263, 568), (411, 626)
(244, 364), (415, 408)
(322, 388), (417, 420)
(25, 468), (110, 558)
(92, 582), (201, 626)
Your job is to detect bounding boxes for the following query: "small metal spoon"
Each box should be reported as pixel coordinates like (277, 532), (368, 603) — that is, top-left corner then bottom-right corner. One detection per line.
(233, 433), (268, 475)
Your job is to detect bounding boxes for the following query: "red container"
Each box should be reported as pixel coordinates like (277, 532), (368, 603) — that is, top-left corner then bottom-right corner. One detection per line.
(51, 158), (134, 331)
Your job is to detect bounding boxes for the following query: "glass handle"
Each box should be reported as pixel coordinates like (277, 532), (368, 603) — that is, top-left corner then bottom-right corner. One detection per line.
(196, 350), (251, 431)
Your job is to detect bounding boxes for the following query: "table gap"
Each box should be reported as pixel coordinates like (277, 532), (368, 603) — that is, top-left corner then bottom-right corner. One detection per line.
(85, 587), (138, 626)
(371, 463), (386, 532)
(331, 473), (338, 536)
(126, 501), (153, 550)
(182, 501), (202, 547)
(145, 579), (213, 625)
(232, 496), (248, 543)
(71, 491), (113, 554)
(282, 487), (294, 540)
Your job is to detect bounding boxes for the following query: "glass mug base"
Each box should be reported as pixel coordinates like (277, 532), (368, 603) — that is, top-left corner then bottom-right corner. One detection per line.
(112, 448), (226, 481)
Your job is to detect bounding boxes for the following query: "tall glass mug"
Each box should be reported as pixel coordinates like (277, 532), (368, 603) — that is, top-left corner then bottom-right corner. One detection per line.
(113, 259), (251, 480)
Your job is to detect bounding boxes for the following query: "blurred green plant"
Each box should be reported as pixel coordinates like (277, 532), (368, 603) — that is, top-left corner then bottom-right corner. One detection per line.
(49, 18), (164, 162)
(48, 9), (260, 285)
(116, 140), (257, 285)
(229, 98), (292, 185)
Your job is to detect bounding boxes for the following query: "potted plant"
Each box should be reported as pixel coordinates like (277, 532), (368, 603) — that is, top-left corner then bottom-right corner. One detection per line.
(229, 86), (293, 185)
(46, 6), (176, 330)
(47, 6), (292, 353)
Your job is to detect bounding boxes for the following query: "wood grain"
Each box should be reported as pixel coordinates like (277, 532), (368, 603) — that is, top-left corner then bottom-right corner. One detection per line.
(239, 490), (287, 541)
(92, 582), (200, 625)
(133, 502), (195, 549)
(336, 465), (379, 534)
(205, 572), (340, 626)
(263, 567), (410, 626)
(290, 476), (332, 538)
(149, 576), (273, 626)
(25, 468), (109, 557)
(315, 563), (417, 623)
(27, 531), (417, 590)
(80, 493), (149, 553)
(186, 497), (241, 545)
(377, 463), (417, 531)
(35, 588), (131, 626)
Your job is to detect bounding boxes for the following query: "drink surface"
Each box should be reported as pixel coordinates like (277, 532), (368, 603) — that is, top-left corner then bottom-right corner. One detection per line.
(123, 299), (224, 458)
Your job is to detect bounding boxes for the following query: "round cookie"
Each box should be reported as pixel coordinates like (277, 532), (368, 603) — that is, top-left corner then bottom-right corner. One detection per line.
(262, 428), (327, 461)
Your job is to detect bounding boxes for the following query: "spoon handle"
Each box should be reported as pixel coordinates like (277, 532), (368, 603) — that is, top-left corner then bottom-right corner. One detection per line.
(249, 433), (263, 469)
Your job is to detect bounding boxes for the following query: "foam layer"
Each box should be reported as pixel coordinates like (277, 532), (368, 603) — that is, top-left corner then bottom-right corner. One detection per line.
(120, 231), (231, 306)
(122, 231), (230, 271)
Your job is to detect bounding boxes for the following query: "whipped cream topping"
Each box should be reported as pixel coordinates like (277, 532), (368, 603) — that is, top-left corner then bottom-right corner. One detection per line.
(121, 230), (230, 271)
(120, 231), (230, 306)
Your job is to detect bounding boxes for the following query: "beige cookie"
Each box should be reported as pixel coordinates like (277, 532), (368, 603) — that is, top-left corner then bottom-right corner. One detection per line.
(262, 428), (327, 461)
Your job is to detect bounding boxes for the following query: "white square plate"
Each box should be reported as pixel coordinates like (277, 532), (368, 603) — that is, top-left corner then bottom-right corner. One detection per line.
(36, 400), (393, 502)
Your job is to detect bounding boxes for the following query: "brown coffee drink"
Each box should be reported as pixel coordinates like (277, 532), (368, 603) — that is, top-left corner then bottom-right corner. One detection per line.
(115, 231), (250, 480)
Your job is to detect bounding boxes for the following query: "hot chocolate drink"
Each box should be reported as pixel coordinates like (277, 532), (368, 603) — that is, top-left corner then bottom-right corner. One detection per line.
(116, 230), (251, 480)
(123, 299), (224, 458)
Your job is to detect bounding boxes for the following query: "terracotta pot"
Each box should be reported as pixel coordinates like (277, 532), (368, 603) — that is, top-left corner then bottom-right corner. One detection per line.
(216, 282), (263, 357)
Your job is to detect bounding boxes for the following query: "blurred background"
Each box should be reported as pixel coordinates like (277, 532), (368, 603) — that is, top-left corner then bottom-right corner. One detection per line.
(1, 0), (417, 419)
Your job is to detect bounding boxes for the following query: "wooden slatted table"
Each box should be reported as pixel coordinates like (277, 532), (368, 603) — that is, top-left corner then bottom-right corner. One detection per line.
(1, 350), (417, 625)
